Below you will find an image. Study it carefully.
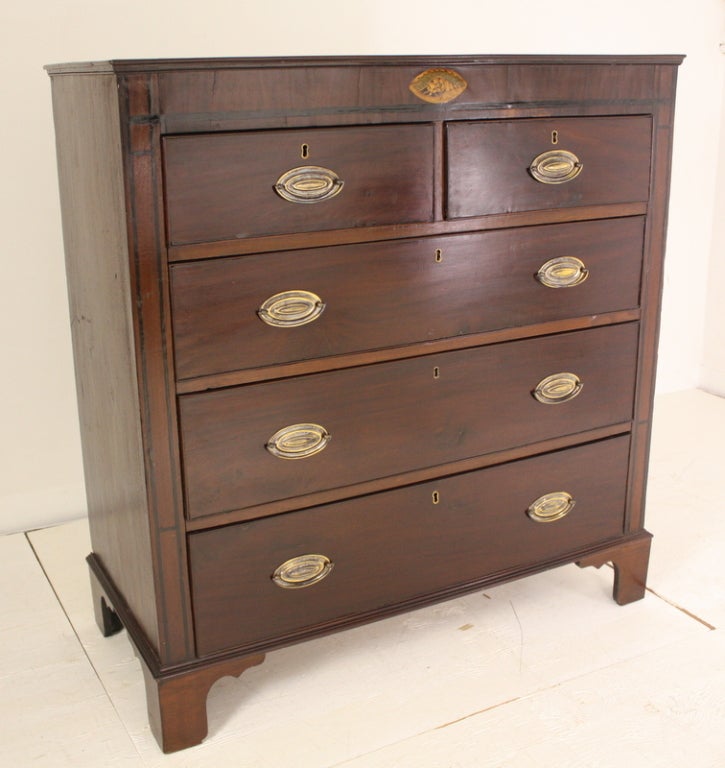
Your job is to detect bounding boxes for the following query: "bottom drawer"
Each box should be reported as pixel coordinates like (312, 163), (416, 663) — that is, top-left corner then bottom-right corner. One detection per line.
(189, 435), (630, 656)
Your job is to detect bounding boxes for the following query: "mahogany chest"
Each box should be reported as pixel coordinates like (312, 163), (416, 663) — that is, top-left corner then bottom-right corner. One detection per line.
(46, 55), (682, 752)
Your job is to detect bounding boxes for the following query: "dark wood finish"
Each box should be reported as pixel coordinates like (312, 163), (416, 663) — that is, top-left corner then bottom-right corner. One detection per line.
(49, 73), (160, 651)
(140, 653), (265, 753)
(167, 202), (649, 263)
(163, 124), (435, 244)
(89, 563), (123, 637)
(170, 217), (644, 380)
(175, 309), (641, 394)
(447, 116), (652, 219)
(179, 323), (638, 518)
(183, 421), (632, 531)
(49, 72), (197, 667)
(577, 531), (652, 604)
(190, 435), (630, 655)
(48, 55), (681, 752)
(117, 76), (195, 664)
(625, 64), (681, 535)
(46, 55), (683, 76)
(153, 60), (662, 118)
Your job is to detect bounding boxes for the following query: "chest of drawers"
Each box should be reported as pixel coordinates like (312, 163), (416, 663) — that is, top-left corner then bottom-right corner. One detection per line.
(47, 54), (682, 752)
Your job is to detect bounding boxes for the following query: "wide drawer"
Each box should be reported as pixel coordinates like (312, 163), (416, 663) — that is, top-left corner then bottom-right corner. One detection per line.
(189, 434), (630, 655)
(170, 217), (644, 380)
(163, 124), (435, 245)
(178, 323), (638, 519)
(446, 116), (652, 219)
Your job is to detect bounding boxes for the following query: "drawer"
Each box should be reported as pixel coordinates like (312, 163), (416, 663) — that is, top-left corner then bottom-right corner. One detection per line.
(170, 217), (644, 380)
(446, 116), (652, 219)
(163, 124), (435, 245)
(189, 434), (630, 655)
(179, 323), (638, 519)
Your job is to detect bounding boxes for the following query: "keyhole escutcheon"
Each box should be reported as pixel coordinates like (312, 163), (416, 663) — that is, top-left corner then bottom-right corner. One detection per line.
(301, 143), (310, 159)
(551, 130), (559, 145)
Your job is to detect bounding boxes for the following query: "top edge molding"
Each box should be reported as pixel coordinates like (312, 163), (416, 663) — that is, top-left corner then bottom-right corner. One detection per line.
(45, 54), (686, 76)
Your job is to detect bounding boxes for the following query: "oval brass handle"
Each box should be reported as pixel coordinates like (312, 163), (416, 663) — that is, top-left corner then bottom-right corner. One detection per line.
(533, 372), (583, 404)
(266, 423), (330, 460)
(274, 165), (344, 204)
(527, 491), (576, 523)
(529, 149), (583, 184)
(536, 256), (589, 288)
(258, 290), (326, 328)
(272, 554), (334, 589)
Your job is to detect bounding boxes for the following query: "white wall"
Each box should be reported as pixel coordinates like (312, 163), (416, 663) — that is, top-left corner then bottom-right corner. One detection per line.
(701, 58), (725, 397)
(1, 0), (724, 533)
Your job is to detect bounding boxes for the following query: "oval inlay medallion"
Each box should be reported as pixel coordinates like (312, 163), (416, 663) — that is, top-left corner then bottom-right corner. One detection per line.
(527, 491), (576, 523)
(409, 68), (468, 104)
(274, 165), (344, 204)
(533, 372), (583, 404)
(258, 290), (325, 328)
(266, 423), (331, 460)
(272, 554), (334, 589)
(529, 149), (583, 184)
(536, 256), (589, 288)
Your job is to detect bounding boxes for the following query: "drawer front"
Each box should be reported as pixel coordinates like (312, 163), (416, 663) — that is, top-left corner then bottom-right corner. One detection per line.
(179, 323), (638, 518)
(446, 116), (652, 219)
(171, 217), (644, 380)
(189, 435), (630, 655)
(163, 124), (435, 245)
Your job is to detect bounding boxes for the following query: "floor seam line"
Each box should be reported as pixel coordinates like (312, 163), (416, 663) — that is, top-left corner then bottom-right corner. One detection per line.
(644, 584), (717, 630)
(433, 695), (524, 731)
(327, 693), (532, 767)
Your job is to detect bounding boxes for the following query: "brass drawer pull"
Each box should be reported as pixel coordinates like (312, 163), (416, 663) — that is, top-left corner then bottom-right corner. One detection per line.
(266, 423), (331, 460)
(533, 372), (583, 404)
(527, 491), (575, 523)
(274, 165), (344, 204)
(258, 290), (325, 328)
(529, 149), (583, 184)
(272, 554), (334, 589)
(536, 256), (589, 288)
(409, 68), (468, 103)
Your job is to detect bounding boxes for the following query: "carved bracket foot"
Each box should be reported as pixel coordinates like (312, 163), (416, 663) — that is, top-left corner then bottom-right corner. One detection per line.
(140, 653), (266, 753)
(576, 532), (652, 605)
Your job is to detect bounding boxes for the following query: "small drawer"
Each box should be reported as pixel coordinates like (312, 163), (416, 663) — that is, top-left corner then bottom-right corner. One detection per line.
(188, 434), (630, 655)
(163, 124), (435, 245)
(446, 116), (652, 219)
(178, 323), (639, 519)
(170, 217), (644, 380)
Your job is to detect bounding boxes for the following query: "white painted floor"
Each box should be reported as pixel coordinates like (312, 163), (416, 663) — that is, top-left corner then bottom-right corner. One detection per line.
(2, 389), (724, 766)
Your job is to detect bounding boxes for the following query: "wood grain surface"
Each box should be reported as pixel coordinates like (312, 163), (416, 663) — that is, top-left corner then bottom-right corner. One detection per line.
(189, 435), (630, 655)
(179, 323), (639, 518)
(447, 115), (652, 218)
(170, 217), (644, 380)
(163, 124), (435, 244)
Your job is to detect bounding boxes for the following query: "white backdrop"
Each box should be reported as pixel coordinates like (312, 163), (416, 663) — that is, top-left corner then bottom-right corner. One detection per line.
(1, 0), (723, 532)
